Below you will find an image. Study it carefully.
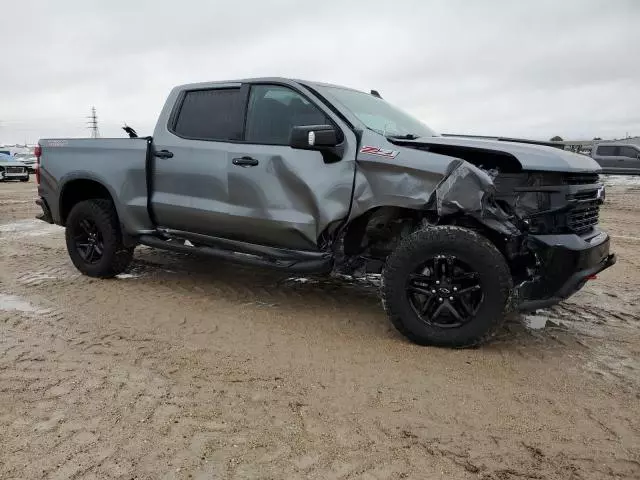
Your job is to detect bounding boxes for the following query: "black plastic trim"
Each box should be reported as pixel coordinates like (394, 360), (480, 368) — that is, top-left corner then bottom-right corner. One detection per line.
(161, 228), (329, 261)
(518, 253), (616, 312)
(35, 197), (54, 224)
(144, 137), (157, 226)
(515, 231), (615, 311)
(138, 234), (333, 274)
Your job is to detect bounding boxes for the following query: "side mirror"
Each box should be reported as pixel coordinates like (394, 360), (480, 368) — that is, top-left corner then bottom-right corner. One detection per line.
(289, 125), (339, 150)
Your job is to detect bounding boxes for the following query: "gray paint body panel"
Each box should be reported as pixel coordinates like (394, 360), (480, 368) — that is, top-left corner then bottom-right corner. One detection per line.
(38, 138), (150, 233)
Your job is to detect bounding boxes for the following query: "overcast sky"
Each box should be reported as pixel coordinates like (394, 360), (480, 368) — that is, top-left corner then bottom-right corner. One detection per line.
(1, 0), (639, 144)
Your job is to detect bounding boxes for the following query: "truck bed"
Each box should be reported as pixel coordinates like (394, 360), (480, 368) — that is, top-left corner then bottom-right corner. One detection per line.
(38, 138), (153, 233)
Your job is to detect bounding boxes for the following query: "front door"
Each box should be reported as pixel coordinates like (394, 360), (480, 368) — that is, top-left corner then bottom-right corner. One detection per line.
(223, 83), (357, 251)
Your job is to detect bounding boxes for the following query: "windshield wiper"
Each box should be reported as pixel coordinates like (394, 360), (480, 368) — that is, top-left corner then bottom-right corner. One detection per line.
(386, 133), (420, 140)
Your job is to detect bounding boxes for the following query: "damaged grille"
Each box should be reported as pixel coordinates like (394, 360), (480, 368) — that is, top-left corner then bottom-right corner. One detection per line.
(567, 202), (600, 233)
(494, 172), (602, 236)
(566, 186), (601, 234)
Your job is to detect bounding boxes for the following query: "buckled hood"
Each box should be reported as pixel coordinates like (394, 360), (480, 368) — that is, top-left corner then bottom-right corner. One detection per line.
(396, 136), (601, 173)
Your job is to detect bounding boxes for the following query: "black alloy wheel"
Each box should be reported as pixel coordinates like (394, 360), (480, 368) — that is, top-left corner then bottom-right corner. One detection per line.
(407, 255), (484, 328)
(381, 226), (513, 347)
(71, 217), (105, 264)
(65, 199), (134, 278)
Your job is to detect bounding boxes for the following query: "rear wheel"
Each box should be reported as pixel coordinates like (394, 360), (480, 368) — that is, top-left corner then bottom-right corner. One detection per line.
(381, 226), (512, 347)
(65, 199), (134, 278)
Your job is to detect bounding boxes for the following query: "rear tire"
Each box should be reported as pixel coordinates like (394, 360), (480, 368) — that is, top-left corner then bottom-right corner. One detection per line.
(65, 199), (134, 278)
(381, 226), (513, 348)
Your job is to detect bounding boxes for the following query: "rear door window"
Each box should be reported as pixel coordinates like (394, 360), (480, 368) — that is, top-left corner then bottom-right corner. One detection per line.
(173, 88), (245, 141)
(596, 146), (618, 156)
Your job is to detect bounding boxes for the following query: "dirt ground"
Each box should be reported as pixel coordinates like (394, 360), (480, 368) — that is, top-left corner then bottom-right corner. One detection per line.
(0, 178), (638, 480)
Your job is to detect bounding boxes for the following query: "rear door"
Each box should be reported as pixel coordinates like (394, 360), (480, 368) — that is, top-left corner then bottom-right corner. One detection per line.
(151, 84), (249, 238)
(223, 83), (357, 251)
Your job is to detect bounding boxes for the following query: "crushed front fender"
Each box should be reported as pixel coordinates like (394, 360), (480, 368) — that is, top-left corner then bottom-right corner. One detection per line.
(431, 160), (521, 236)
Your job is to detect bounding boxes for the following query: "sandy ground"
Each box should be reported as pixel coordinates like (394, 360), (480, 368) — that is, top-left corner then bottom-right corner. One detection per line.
(0, 179), (638, 480)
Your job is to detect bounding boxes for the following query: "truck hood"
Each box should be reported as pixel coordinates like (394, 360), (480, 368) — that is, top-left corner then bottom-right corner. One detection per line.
(396, 136), (601, 173)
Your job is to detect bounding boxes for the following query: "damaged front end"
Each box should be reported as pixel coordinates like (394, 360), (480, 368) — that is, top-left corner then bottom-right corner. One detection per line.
(431, 160), (616, 311)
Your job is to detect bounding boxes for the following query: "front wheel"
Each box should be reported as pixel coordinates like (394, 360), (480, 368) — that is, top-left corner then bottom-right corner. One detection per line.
(381, 226), (513, 348)
(65, 199), (134, 278)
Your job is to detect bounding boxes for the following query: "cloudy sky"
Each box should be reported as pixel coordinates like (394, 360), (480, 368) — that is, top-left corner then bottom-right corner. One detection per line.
(1, 0), (639, 144)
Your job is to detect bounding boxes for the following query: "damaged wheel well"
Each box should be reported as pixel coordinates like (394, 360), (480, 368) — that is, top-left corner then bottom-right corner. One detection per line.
(342, 206), (432, 257)
(342, 207), (512, 259)
(339, 205), (528, 281)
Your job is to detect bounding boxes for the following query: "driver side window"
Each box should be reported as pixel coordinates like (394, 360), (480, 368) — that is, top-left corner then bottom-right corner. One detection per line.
(244, 85), (330, 145)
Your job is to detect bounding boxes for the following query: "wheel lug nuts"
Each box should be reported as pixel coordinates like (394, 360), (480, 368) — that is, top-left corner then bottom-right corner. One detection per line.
(449, 296), (454, 301)
(453, 287), (458, 291)
(438, 297), (443, 302)
(436, 281), (440, 285)
(432, 289), (436, 294)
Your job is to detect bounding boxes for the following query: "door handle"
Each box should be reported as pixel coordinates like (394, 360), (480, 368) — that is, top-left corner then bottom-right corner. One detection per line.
(232, 156), (259, 167)
(154, 149), (174, 159)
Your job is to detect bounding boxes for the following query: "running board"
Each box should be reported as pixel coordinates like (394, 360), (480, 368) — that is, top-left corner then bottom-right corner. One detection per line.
(138, 235), (333, 274)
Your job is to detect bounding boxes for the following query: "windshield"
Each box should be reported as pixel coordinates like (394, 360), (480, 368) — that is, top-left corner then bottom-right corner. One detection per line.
(318, 86), (437, 138)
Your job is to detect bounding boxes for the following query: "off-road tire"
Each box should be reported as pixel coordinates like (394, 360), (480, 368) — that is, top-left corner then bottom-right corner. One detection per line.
(381, 226), (513, 348)
(65, 199), (134, 278)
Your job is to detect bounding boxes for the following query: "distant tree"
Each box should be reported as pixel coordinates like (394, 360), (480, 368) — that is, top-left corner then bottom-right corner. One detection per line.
(593, 137), (602, 141)
(550, 135), (563, 142)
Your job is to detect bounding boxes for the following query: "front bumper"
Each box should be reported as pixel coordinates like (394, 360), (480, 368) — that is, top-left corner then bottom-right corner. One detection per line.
(516, 229), (616, 312)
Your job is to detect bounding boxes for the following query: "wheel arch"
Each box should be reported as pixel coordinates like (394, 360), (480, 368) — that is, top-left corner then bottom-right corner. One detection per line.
(59, 176), (117, 225)
(340, 205), (436, 256)
(339, 205), (509, 258)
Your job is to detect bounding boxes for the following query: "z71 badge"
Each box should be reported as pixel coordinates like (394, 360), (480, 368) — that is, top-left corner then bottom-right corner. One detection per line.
(359, 146), (399, 158)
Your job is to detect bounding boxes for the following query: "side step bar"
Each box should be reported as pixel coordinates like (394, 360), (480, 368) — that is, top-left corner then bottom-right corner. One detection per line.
(138, 234), (333, 274)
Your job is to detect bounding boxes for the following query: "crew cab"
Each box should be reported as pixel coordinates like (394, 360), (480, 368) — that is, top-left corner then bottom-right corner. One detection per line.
(35, 78), (616, 347)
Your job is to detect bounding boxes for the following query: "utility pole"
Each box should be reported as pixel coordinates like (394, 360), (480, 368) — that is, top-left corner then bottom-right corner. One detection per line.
(87, 107), (100, 138)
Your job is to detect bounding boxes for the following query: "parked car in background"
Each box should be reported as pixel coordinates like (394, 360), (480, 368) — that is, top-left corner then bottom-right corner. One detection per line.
(591, 143), (640, 174)
(0, 153), (30, 182)
(13, 153), (38, 173)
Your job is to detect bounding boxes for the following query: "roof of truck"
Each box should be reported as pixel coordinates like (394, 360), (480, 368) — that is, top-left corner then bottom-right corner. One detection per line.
(173, 77), (362, 93)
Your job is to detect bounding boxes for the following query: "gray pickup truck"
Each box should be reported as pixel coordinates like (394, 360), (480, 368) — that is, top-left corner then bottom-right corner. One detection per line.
(36, 78), (615, 347)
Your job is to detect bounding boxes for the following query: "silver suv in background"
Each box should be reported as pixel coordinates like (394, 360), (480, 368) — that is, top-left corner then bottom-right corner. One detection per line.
(591, 143), (640, 174)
